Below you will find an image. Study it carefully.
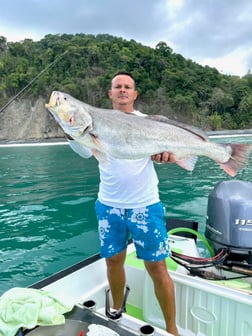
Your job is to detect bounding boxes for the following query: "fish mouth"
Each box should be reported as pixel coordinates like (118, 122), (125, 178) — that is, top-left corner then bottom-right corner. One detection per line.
(45, 91), (61, 109)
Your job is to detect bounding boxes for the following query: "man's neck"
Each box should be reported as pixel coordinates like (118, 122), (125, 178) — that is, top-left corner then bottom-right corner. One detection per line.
(113, 104), (134, 113)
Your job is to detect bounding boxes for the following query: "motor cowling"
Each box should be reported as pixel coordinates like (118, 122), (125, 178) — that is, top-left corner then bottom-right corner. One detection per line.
(205, 180), (252, 257)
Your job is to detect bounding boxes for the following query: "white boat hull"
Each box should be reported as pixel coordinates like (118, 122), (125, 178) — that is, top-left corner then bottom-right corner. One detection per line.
(30, 236), (252, 336)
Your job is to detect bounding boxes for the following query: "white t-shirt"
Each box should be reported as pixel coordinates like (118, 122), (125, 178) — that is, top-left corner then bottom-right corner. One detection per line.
(68, 110), (160, 208)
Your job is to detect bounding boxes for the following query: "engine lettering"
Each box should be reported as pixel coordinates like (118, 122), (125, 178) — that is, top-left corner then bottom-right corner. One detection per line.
(234, 219), (252, 225)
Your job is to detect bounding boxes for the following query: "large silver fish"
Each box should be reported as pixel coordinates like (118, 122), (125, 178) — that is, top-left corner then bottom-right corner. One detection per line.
(45, 91), (251, 176)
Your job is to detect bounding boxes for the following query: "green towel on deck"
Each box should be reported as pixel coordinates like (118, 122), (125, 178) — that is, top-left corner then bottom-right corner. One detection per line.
(0, 287), (74, 336)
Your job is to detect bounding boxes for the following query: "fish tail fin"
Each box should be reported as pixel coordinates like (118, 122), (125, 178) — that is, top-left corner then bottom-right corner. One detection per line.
(176, 156), (198, 171)
(220, 143), (251, 176)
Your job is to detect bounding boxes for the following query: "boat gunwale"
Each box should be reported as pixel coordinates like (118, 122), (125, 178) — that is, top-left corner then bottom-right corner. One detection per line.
(30, 253), (101, 289)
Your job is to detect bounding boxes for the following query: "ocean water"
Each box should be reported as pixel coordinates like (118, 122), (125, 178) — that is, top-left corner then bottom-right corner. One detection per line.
(0, 136), (252, 295)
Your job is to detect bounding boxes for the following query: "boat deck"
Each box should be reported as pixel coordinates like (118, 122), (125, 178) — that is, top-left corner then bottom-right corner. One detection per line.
(28, 236), (252, 336)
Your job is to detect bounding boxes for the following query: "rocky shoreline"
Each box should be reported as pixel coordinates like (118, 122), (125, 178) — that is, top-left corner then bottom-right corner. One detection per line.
(208, 129), (252, 136)
(0, 137), (67, 145)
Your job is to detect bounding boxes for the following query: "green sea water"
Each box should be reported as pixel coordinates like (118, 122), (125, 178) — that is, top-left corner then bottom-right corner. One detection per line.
(0, 136), (252, 295)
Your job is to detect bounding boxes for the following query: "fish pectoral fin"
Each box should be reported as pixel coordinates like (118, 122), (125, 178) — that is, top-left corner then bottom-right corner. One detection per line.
(88, 131), (108, 164)
(92, 149), (108, 164)
(90, 132), (100, 146)
(176, 156), (198, 171)
(89, 130), (98, 138)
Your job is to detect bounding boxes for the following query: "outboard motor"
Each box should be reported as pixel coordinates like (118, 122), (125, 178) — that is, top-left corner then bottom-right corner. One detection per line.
(205, 180), (252, 265)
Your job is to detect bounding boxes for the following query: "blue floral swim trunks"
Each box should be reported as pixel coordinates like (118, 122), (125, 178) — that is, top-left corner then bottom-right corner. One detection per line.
(95, 200), (170, 261)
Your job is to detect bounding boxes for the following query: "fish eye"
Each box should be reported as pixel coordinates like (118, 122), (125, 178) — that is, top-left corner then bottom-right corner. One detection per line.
(69, 116), (74, 125)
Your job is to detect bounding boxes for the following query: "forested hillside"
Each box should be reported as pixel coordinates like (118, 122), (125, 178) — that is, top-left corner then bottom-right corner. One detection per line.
(0, 33), (252, 135)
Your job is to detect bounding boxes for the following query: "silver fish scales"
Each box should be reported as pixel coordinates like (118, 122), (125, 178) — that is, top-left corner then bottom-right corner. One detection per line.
(46, 91), (251, 176)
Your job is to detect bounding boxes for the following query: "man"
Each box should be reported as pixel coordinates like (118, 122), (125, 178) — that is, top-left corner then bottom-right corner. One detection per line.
(68, 71), (178, 335)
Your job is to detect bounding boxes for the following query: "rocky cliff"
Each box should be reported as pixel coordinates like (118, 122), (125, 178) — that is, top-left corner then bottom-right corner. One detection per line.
(0, 97), (65, 143)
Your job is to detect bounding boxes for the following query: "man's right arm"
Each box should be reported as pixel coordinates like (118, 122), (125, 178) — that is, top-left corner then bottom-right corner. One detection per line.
(67, 138), (93, 159)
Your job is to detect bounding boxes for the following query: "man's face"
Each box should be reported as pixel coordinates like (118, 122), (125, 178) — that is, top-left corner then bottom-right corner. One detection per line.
(108, 75), (138, 111)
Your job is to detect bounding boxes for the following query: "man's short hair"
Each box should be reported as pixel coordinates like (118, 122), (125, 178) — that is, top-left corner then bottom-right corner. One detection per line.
(112, 71), (136, 82)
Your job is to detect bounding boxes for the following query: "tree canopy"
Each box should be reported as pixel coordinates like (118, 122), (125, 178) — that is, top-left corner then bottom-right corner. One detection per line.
(0, 33), (252, 130)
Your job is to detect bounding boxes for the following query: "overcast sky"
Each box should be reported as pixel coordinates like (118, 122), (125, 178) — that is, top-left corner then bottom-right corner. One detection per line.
(1, 0), (251, 77)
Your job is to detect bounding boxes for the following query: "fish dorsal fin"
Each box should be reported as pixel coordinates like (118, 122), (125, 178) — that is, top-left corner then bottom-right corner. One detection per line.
(146, 115), (209, 142)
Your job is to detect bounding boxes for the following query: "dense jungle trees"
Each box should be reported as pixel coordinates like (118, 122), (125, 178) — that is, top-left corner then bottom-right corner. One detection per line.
(0, 33), (252, 130)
